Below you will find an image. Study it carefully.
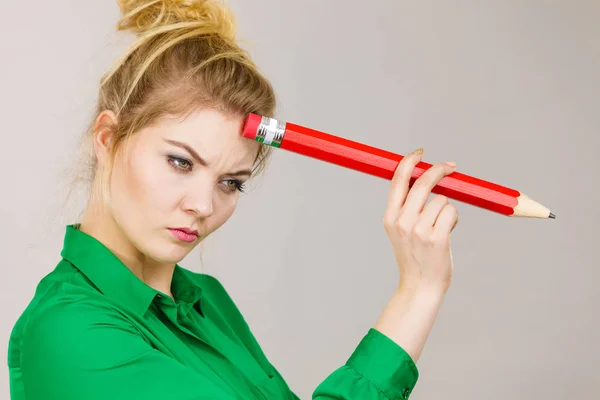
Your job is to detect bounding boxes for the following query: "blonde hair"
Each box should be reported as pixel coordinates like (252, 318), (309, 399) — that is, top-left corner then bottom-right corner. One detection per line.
(69, 0), (276, 214)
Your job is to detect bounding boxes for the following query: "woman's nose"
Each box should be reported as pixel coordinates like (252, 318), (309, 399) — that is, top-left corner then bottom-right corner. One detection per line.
(183, 187), (214, 218)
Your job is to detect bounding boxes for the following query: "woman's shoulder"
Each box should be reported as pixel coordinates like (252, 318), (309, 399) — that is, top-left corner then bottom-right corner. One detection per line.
(9, 260), (136, 375)
(10, 259), (127, 345)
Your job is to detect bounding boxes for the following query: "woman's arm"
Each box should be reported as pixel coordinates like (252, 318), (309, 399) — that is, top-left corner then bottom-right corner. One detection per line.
(300, 286), (444, 400)
(374, 284), (447, 364)
(306, 152), (459, 399)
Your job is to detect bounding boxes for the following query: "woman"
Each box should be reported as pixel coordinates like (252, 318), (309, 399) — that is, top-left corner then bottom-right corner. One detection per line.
(8, 1), (459, 399)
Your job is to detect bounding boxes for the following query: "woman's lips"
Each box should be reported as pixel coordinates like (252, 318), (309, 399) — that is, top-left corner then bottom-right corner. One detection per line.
(168, 228), (198, 243)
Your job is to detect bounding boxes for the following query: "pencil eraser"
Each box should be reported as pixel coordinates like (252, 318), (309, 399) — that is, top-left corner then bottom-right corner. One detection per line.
(242, 113), (261, 140)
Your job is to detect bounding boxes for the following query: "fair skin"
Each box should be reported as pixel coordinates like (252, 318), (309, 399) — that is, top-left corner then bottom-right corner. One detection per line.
(375, 151), (459, 362)
(80, 107), (259, 299)
(82, 106), (458, 364)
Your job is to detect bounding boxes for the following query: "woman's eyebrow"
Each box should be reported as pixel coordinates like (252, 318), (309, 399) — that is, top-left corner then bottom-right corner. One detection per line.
(163, 138), (253, 177)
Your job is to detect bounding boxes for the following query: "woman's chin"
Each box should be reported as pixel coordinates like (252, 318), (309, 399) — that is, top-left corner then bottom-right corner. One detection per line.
(147, 240), (195, 265)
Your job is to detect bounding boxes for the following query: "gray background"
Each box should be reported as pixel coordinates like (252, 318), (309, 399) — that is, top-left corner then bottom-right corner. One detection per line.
(2, 0), (599, 398)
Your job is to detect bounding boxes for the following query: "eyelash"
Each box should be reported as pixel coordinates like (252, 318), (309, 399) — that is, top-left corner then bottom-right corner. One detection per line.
(167, 156), (246, 193)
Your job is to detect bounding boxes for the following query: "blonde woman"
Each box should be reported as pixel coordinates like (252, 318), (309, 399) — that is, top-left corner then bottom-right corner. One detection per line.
(8, 1), (459, 399)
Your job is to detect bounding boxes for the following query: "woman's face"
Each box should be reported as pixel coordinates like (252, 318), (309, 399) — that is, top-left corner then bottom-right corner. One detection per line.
(104, 108), (259, 265)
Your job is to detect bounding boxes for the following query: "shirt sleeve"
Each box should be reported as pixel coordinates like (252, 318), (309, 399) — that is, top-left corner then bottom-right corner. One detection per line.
(19, 293), (238, 400)
(310, 328), (419, 399)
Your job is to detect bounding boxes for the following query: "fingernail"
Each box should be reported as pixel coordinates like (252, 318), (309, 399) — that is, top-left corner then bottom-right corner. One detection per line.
(412, 148), (424, 155)
(446, 162), (456, 168)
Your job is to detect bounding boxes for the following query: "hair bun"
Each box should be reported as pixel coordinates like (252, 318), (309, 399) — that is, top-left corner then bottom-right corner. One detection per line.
(117, 0), (236, 41)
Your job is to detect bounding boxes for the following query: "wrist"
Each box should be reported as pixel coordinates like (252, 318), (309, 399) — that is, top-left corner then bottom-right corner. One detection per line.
(397, 279), (450, 298)
(374, 280), (448, 363)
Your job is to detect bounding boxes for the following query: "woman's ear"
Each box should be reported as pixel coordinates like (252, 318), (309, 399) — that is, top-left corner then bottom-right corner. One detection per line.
(93, 110), (119, 165)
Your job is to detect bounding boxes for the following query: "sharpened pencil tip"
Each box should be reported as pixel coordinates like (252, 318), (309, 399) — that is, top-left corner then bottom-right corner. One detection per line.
(549, 212), (556, 219)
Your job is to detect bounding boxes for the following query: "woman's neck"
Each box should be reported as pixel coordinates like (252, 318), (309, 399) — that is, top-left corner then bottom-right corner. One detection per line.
(79, 200), (176, 300)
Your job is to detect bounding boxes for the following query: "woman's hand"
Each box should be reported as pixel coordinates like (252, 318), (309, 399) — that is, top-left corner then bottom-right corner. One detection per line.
(383, 148), (459, 292)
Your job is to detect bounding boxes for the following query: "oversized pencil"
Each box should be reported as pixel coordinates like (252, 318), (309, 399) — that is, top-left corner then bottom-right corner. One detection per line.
(242, 113), (555, 219)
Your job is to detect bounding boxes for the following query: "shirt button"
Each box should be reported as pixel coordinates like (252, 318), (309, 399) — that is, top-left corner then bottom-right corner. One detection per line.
(402, 388), (411, 398)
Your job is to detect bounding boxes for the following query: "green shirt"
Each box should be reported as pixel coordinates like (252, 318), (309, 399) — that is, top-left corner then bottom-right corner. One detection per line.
(8, 224), (419, 399)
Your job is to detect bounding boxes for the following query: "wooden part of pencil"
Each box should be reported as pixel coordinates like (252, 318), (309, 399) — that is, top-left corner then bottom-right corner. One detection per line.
(510, 193), (554, 219)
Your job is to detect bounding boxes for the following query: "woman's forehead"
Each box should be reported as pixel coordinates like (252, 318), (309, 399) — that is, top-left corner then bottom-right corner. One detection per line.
(137, 109), (259, 165)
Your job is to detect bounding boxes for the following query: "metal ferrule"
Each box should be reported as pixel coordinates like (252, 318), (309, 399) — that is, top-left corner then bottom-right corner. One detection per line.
(255, 116), (286, 148)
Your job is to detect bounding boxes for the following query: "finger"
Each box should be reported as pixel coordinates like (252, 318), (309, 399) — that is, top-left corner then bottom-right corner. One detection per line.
(451, 207), (459, 231)
(432, 203), (459, 239)
(385, 149), (424, 222)
(418, 194), (450, 229)
(402, 162), (456, 217)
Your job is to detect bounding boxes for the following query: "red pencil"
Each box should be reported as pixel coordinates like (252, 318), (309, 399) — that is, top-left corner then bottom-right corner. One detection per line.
(242, 113), (555, 219)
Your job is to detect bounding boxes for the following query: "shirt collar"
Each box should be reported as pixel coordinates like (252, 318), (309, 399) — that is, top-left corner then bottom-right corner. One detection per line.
(60, 224), (204, 316)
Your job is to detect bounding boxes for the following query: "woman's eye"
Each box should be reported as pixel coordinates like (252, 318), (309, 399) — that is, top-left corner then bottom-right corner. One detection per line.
(168, 156), (193, 172)
(223, 179), (246, 193)
(167, 156), (246, 192)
